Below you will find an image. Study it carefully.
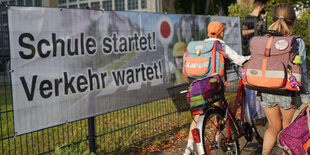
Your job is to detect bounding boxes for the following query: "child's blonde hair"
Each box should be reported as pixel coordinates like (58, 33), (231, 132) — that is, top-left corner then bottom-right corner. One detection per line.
(268, 3), (296, 36)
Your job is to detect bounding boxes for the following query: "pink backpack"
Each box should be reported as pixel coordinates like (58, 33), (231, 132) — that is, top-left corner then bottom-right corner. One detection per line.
(243, 34), (302, 94)
(278, 106), (310, 155)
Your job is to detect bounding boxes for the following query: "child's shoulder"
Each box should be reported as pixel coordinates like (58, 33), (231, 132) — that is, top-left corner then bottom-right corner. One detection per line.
(204, 38), (225, 43)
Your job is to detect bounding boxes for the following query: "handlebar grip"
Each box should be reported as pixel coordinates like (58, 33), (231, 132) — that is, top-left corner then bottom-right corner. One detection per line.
(233, 65), (245, 80)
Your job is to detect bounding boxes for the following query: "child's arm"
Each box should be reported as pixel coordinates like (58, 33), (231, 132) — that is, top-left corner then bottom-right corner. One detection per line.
(224, 44), (250, 66)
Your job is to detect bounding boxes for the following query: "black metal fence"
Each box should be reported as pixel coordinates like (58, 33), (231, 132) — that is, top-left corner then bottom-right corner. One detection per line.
(0, 5), (261, 154)
(0, 58), (193, 154)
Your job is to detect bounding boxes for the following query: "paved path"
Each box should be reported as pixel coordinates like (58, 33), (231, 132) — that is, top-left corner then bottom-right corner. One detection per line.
(157, 135), (283, 155)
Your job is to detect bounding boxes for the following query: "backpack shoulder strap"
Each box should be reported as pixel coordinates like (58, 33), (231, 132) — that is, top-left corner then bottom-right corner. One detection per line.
(212, 40), (229, 86)
(215, 41), (227, 58)
(183, 50), (189, 79)
(211, 40), (227, 73)
(291, 34), (300, 38)
(265, 36), (274, 57)
(307, 107), (310, 133)
(211, 40), (219, 75)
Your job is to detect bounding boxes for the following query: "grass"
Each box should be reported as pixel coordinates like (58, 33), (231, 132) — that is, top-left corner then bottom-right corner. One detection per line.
(0, 86), (193, 154)
(54, 141), (95, 155)
(0, 79), (241, 154)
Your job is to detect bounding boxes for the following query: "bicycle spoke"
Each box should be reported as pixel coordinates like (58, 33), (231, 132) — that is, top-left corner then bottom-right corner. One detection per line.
(201, 108), (240, 155)
(208, 117), (227, 139)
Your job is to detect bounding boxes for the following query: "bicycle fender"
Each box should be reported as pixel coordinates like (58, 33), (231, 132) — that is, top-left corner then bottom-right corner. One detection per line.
(196, 114), (206, 155)
(195, 106), (226, 155)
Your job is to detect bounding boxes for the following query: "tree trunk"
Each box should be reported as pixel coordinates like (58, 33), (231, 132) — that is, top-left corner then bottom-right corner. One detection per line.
(192, 1), (195, 14)
(205, 0), (210, 15)
(219, 1), (224, 15)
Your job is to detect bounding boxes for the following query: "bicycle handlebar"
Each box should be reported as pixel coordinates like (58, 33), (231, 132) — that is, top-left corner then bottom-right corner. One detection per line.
(232, 64), (243, 80)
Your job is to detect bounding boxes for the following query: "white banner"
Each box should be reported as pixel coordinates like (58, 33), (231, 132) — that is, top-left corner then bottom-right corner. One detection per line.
(8, 6), (242, 135)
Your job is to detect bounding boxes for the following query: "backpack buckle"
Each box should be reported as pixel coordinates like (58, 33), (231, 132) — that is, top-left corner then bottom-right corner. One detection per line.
(264, 48), (271, 57)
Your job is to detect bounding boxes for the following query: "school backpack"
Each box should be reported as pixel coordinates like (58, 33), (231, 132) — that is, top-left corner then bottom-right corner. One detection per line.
(243, 33), (302, 95)
(186, 74), (224, 109)
(278, 106), (310, 155)
(183, 39), (227, 80)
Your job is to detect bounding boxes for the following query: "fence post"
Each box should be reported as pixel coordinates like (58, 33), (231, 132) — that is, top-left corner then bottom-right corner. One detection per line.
(308, 15), (310, 46)
(88, 117), (96, 153)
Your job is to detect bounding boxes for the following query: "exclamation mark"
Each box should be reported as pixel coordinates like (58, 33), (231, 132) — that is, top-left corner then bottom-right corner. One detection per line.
(153, 32), (156, 50)
(158, 60), (163, 78)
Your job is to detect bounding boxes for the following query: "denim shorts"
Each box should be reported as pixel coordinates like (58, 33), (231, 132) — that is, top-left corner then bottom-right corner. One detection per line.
(301, 94), (310, 103)
(259, 93), (300, 110)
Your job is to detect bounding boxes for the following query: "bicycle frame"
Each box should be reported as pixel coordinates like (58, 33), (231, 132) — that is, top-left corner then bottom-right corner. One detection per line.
(193, 76), (247, 155)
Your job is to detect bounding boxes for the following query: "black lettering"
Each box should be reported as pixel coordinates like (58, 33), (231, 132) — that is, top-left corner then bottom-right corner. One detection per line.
(140, 64), (146, 81)
(77, 75), (88, 92)
(134, 33), (139, 51)
(86, 37), (96, 55)
(153, 62), (159, 79)
(112, 33), (118, 52)
(20, 75), (37, 101)
(146, 67), (154, 80)
(152, 32), (156, 50)
(52, 33), (65, 57)
(88, 69), (100, 90)
(135, 68), (141, 82)
(147, 33), (152, 50)
(112, 70), (126, 86)
(126, 69), (135, 84)
(19, 33), (35, 59)
(37, 39), (51, 58)
(102, 37), (112, 54)
(100, 72), (107, 88)
(64, 72), (76, 94)
(158, 61), (162, 78)
(128, 36), (134, 52)
(67, 38), (79, 56)
(119, 37), (127, 52)
(54, 78), (63, 96)
(140, 36), (147, 51)
(80, 33), (85, 55)
(40, 80), (53, 98)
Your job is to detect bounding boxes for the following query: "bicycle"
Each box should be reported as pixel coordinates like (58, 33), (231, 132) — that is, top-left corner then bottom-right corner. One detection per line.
(188, 65), (268, 155)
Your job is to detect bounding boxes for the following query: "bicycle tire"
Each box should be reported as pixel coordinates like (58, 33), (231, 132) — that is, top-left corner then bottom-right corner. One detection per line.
(244, 99), (268, 145)
(252, 117), (268, 144)
(201, 107), (240, 155)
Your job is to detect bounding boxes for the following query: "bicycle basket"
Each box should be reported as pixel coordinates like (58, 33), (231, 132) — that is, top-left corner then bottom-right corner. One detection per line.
(166, 82), (191, 112)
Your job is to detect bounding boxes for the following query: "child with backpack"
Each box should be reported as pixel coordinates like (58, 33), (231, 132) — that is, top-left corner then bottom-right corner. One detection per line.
(183, 20), (250, 155)
(247, 3), (310, 155)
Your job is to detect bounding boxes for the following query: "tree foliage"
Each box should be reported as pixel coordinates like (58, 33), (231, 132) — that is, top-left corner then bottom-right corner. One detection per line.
(174, 0), (236, 15)
(228, 3), (252, 18)
(293, 9), (310, 63)
(174, 0), (310, 62)
(228, 0), (310, 64)
(265, 0), (310, 11)
(293, 10), (310, 47)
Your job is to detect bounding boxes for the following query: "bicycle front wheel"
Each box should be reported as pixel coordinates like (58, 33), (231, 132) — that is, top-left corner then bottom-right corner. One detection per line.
(202, 107), (240, 155)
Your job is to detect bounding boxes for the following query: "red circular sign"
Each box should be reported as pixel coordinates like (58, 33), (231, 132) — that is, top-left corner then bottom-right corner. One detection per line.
(160, 21), (171, 38)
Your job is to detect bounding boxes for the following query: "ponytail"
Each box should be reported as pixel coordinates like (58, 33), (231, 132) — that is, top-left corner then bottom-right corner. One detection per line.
(268, 18), (292, 35)
(268, 3), (296, 36)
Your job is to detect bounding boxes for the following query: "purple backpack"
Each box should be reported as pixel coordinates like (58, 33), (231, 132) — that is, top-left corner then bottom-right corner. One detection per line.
(278, 106), (310, 155)
(187, 74), (224, 108)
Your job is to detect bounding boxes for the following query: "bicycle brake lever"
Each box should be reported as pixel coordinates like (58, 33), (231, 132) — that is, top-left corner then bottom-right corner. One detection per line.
(233, 65), (242, 80)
